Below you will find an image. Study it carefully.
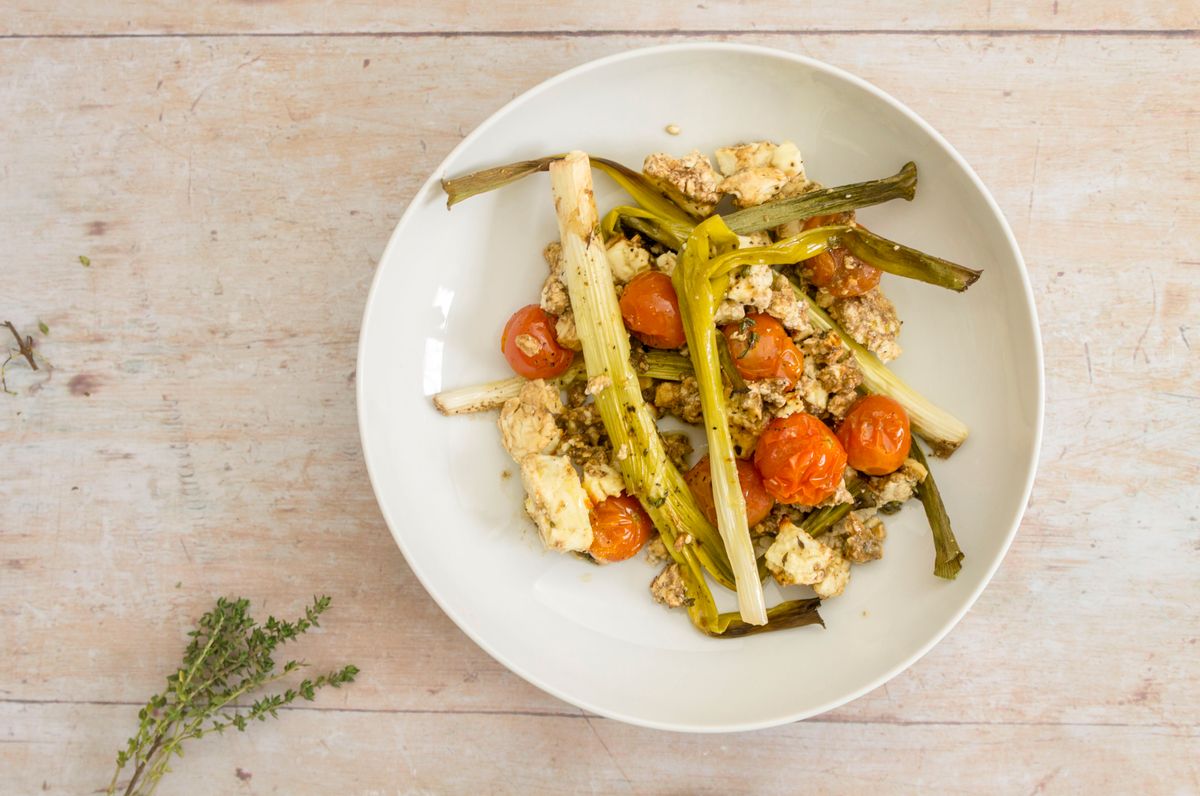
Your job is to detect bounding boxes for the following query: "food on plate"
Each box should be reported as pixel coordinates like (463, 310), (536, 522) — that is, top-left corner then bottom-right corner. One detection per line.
(433, 140), (980, 635)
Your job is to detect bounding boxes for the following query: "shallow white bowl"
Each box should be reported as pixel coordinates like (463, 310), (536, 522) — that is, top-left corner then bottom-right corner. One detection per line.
(357, 43), (1043, 732)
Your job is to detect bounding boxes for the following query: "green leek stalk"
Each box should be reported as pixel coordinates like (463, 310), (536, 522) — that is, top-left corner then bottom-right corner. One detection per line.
(547, 152), (737, 593)
(434, 351), (695, 416)
(793, 284), (969, 455)
(443, 156), (919, 252)
(909, 442), (964, 579)
(722, 162), (918, 234)
(673, 215), (769, 626)
(433, 361), (586, 415)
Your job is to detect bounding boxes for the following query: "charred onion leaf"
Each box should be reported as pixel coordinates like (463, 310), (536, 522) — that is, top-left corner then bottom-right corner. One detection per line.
(910, 441), (965, 580)
(548, 152), (736, 591)
(722, 162), (917, 235)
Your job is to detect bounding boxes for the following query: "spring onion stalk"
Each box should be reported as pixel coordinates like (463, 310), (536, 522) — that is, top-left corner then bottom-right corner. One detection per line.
(793, 282), (969, 455)
(548, 152), (736, 592)
(673, 214), (769, 626)
(635, 349), (694, 381)
(442, 155), (561, 208)
(715, 224), (980, 294)
(434, 351), (695, 416)
(601, 205), (691, 250)
(716, 335), (749, 393)
(909, 441), (964, 579)
(432, 360), (586, 415)
(841, 226), (981, 292)
(801, 503), (852, 538)
(708, 599), (824, 637)
(443, 153), (696, 227)
(722, 162), (918, 235)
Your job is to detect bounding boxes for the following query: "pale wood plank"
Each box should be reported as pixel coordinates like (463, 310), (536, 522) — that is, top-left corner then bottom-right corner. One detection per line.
(0, 31), (1197, 794)
(3, 702), (1197, 795)
(1, 1), (1198, 36)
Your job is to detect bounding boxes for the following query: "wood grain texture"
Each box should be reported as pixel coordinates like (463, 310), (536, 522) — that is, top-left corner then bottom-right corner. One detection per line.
(2, 1), (1199, 36)
(0, 15), (1197, 796)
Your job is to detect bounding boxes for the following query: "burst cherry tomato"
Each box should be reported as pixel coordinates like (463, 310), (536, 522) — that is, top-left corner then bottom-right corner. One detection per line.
(684, 455), (776, 528)
(837, 395), (911, 476)
(619, 270), (686, 349)
(500, 304), (574, 379)
(801, 214), (881, 297)
(753, 412), (848, 506)
(588, 494), (654, 563)
(721, 313), (804, 387)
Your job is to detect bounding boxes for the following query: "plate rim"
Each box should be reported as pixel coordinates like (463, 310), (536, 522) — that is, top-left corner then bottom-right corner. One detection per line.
(356, 40), (1046, 733)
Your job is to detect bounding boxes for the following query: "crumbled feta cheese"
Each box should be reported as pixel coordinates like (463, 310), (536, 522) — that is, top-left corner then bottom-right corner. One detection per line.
(770, 140), (806, 179)
(653, 377), (703, 425)
(520, 454), (594, 553)
(513, 333), (541, 357)
(581, 460), (627, 505)
(605, 236), (652, 284)
(726, 264), (775, 308)
(714, 140), (805, 207)
(643, 150), (722, 216)
(713, 299), (745, 324)
(719, 166), (789, 207)
(540, 242), (570, 316)
(765, 273), (811, 333)
(554, 311), (582, 351)
(828, 288), (903, 362)
(737, 231), (772, 249)
(497, 379), (563, 461)
(644, 536), (671, 565)
(584, 374), (611, 396)
(714, 141), (778, 175)
(654, 251), (677, 276)
(866, 458), (928, 505)
(764, 519), (850, 598)
(650, 563), (692, 608)
(827, 509), (887, 563)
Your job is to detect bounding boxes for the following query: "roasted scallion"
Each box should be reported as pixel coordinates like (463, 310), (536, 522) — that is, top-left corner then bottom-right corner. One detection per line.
(548, 152), (736, 591)
(674, 215), (768, 626)
(722, 162), (917, 235)
(910, 441), (964, 579)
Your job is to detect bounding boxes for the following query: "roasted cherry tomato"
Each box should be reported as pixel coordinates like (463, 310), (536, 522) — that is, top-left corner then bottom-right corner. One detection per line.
(753, 412), (848, 506)
(803, 248), (881, 298)
(837, 394), (911, 476)
(619, 270), (687, 349)
(684, 455), (776, 528)
(588, 494), (654, 563)
(801, 214), (880, 298)
(721, 312), (804, 387)
(500, 304), (574, 379)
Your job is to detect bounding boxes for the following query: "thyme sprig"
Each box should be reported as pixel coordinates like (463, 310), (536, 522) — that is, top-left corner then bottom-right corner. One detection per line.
(107, 595), (359, 796)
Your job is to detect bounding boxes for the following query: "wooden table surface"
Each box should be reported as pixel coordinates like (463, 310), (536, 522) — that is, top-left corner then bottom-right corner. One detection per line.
(2, 4), (1197, 794)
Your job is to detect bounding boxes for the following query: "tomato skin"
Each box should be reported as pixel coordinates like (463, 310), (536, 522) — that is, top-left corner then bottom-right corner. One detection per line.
(588, 494), (654, 563)
(753, 413), (848, 506)
(721, 313), (804, 387)
(684, 455), (776, 528)
(500, 304), (574, 379)
(619, 271), (686, 349)
(803, 248), (881, 298)
(801, 214), (881, 298)
(837, 395), (911, 476)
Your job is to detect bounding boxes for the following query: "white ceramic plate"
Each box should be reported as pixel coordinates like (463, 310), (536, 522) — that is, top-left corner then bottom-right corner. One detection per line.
(357, 43), (1043, 732)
